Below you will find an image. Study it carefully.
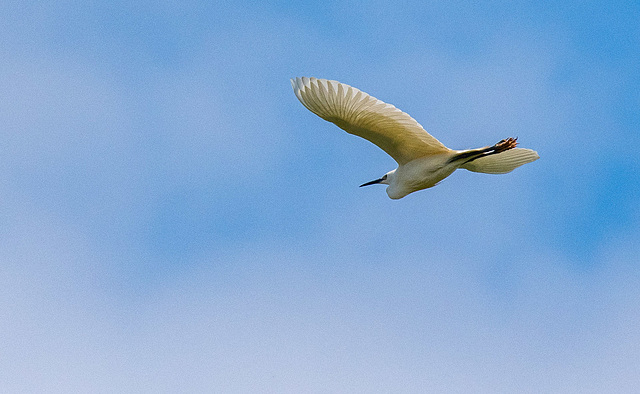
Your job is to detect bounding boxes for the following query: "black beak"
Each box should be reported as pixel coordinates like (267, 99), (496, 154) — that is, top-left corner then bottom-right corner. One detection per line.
(359, 178), (384, 187)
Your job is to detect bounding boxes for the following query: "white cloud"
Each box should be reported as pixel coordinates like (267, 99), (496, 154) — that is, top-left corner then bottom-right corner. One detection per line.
(4, 227), (639, 392)
(1, 1), (638, 392)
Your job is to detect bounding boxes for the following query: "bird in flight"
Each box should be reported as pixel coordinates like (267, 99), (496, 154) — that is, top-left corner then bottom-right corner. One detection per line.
(291, 77), (539, 199)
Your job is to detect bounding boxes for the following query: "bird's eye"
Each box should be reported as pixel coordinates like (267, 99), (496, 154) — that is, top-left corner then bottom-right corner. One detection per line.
(382, 174), (387, 180)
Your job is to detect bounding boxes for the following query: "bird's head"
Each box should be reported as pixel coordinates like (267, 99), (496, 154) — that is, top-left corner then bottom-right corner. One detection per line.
(359, 170), (408, 199)
(359, 170), (394, 188)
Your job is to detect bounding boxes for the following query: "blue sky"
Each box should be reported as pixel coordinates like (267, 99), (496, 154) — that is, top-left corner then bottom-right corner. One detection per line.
(1, 0), (639, 392)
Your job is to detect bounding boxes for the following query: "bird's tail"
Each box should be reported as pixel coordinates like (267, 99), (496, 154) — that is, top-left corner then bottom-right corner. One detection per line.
(460, 148), (539, 174)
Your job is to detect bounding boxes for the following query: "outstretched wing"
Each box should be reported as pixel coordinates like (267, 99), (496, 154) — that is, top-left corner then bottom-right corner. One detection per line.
(291, 77), (451, 165)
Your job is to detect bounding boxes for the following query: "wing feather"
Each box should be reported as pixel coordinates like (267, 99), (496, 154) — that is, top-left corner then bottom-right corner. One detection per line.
(461, 148), (540, 174)
(292, 77), (450, 164)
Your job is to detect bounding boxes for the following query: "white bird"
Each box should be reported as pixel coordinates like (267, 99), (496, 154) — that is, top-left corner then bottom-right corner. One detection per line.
(291, 77), (539, 199)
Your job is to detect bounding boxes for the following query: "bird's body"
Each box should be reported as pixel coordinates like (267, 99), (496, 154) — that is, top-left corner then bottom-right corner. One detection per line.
(291, 77), (539, 199)
(386, 154), (458, 199)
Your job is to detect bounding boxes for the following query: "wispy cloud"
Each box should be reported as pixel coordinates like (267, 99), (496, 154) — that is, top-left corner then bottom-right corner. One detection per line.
(1, 0), (638, 392)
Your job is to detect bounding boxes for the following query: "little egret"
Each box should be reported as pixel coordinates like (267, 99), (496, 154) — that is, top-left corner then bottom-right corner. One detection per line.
(291, 77), (539, 199)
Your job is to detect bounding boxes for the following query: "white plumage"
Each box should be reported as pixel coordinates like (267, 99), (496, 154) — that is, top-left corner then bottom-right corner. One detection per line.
(291, 77), (539, 199)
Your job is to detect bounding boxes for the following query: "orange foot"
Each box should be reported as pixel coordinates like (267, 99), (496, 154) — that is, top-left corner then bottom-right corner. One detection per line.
(494, 137), (518, 153)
